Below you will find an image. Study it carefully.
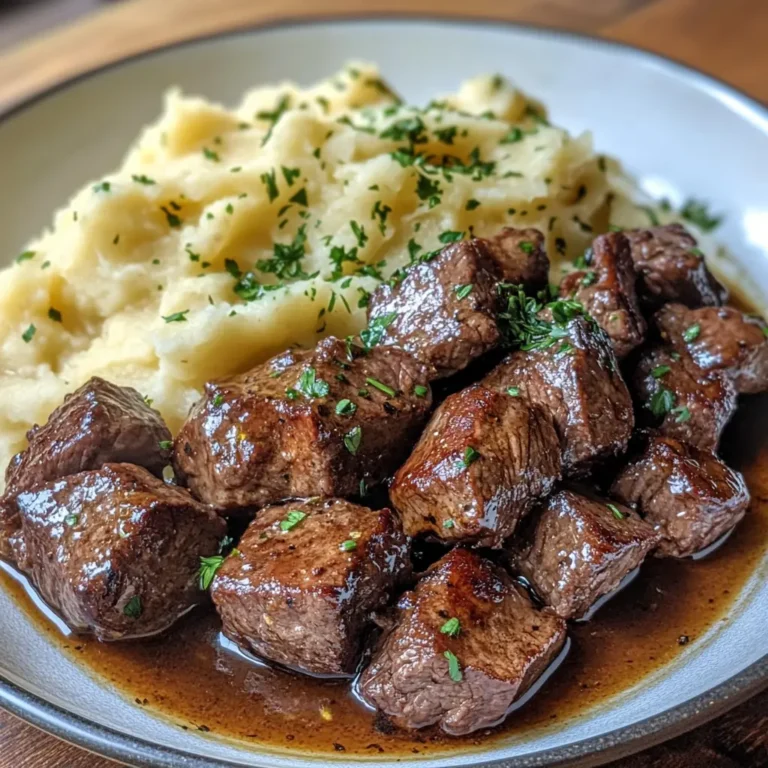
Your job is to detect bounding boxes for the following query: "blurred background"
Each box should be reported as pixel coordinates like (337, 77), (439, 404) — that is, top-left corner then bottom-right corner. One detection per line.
(0, 0), (123, 51)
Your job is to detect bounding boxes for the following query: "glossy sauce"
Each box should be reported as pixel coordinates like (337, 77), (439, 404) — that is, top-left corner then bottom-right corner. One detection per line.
(2, 307), (768, 758)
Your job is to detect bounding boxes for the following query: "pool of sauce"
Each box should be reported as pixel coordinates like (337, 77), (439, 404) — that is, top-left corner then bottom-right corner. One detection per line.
(2, 322), (767, 759)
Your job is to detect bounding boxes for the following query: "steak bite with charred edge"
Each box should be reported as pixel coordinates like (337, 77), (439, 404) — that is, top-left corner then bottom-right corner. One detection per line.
(366, 229), (549, 380)
(655, 303), (768, 394)
(390, 384), (561, 547)
(211, 498), (409, 677)
(174, 337), (432, 511)
(511, 490), (660, 619)
(623, 223), (727, 309)
(358, 547), (566, 735)
(611, 435), (749, 558)
(630, 345), (736, 452)
(0, 376), (173, 561)
(10, 463), (225, 641)
(485, 293), (634, 476)
(559, 232), (646, 359)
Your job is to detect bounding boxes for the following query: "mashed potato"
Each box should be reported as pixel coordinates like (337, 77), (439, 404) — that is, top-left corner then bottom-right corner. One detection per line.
(0, 64), (685, 484)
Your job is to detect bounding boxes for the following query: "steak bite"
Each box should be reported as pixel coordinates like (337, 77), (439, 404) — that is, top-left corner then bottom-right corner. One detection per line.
(174, 337), (432, 511)
(390, 384), (561, 547)
(511, 490), (660, 619)
(485, 312), (633, 476)
(10, 463), (225, 640)
(611, 435), (749, 558)
(655, 303), (768, 394)
(631, 346), (736, 451)
(358, 548), (565, 734)
(211, 498), (409, 676)
(559, 232), (646, 358)
(0, 376), (172, 560)
(481, 227), (549, 291)
(366, 240), (501, 379)
(623, 223), (727, 308)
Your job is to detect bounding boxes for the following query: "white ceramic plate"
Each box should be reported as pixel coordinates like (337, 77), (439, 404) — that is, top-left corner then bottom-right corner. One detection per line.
(0, 17), (767, 768)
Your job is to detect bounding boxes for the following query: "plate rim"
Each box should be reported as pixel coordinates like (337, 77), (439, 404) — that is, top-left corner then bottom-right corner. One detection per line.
(0, 13), (766, 768)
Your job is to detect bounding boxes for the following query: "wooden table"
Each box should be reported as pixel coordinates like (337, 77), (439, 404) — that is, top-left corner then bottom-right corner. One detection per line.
(0, 0), (766, 765)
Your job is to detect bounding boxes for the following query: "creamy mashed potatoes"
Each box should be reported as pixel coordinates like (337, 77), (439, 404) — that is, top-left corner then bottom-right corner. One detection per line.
(0, 64), (683, 483)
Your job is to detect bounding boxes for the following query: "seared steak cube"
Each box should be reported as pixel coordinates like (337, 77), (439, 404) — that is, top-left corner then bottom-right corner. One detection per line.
(559, 232), (646, 358)
(631, 346), (736, 451)
(623, 223), (727, 308)
(512, 490), (660, 619)
(11, 463), (225, 640)
(655, 303), (768, 394)
(174, 337), (432, 510)
(390, 384), (561, 547)
(358, 547), (566, 735)
(367, 240), (501, 379)
(484, 315), (634, 475)
(481, 227), (549, 291)
(611, 436), (749, 557)
(0, 376), (172, 560)
(211, 498), (409, 676)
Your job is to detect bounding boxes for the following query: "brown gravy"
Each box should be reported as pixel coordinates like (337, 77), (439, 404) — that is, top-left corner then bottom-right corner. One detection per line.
(2, 370), (768, 756)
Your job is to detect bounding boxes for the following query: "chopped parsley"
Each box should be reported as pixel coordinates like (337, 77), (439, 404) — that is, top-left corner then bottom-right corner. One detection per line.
(672, 405), (692, 423)
(64, 514), (79, 527)
(202, 147), (220, 162)
(260, 169), (279, 202)
(350, 221), (368, 248)
(652, 365), (671, 378)
(443, 519), (455, 529)
(465, 199), (481, 211)
(361, 312), (397, 349)
(366, 377), (396, 397)
(339, 539), (357, 552)
(416, 174), (442, 208)
(21, 324), (36, 343)
(162, 310), (189, 323)
(607, 503), (625, 520)
(132, 174), (156, 185)
(519, 240), (534, 254)
(280, 510), (307, 532)
(507, 386), (520, 397)
(454, 284), (473, 300)
(371, 201), (392, 234)
(683, 323), (701, 342)
(281, 166), (300, 186)
(444, 650), (462, 682)
(680, 198), (722, 232)
(123, 595), (142, 618)
(413, 385), (428, 398)
(93, 181), (111, 193)
(159, 440), (173, 451)
(257, 225), (310, 279)
(438, 230), (463, 244)
(290, 188), (308, 207)
(257, 93), (291, 145)
(434, 125), (458, 144)
(296, 366), (330, 399)
(161, 206), (182, 228)
(343, 425), (362, 454)
(649, 387), (675, 417)
(198, 556), (225, 590)
(329, 245), (360, 280)
(47, 308), (62, 323)
(335, 399), (357, 416)
(461, 446), (480, 468)
(501, 127), (523, 144)
(581, 271), (597, 287)
(440, 617), (461, 637)
(16, 250), (35, 264)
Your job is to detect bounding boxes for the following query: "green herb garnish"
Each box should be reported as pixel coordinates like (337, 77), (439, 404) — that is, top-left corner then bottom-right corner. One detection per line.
(280, 510), (307, 532)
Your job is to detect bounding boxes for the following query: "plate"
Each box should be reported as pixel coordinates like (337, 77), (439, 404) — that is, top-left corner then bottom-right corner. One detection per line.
(0, 17), (767, 768)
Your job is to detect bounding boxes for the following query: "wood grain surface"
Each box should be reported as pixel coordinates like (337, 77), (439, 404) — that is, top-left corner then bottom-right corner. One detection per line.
(0, 0), (766, 766)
